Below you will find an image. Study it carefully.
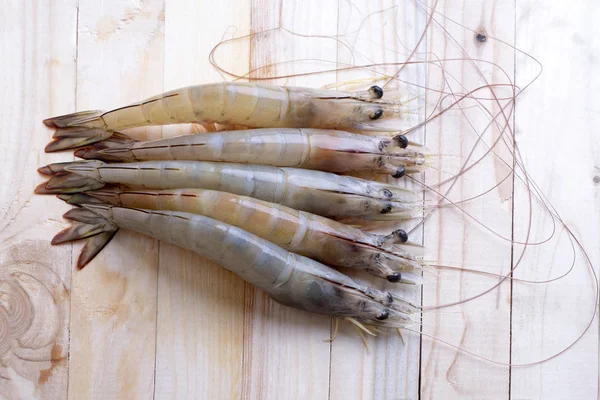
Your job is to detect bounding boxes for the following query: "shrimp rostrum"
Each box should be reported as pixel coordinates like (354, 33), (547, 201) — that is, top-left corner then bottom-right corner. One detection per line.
(60, 188), (424, 284)
(36, 160), (423, 221)
(54, 202), (417, 328)
(44, 82), (406, 151)
(74, 128), (425, 177)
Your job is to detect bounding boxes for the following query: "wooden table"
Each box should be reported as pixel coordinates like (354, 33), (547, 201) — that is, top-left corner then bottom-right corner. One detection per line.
(1, 1), (598, 399)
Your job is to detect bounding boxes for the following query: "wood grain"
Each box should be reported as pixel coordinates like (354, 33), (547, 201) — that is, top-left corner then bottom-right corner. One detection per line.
(154, 1), (249, 398)
(240, 1), (335, 399)
(0, 1), (76, 398)
(66, 1), (164, 398)
(1, 1), (598, 399)
(421, 1), (515, 398)
(329, 2), (425, 399)
(511, 0), (600, 398)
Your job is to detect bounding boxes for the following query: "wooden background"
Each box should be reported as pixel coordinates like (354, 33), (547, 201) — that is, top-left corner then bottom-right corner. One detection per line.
(1, 0), (599, 399)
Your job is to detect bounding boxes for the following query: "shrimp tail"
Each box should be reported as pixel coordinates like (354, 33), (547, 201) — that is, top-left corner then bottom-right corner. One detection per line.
(45, 129), (113, 152)
(37, 161), (75, 176)
(74, 135), (136, 161)
(38, 159), (104, 176)
(58, 193), (109, 206)
(34, 173), (105, 194)
(44, 110), (111, 152)
(52, 221), (110, 245)
(44, 110), (105, 129)
(77, 231), (118, 269)
(51, 205), (118, 269)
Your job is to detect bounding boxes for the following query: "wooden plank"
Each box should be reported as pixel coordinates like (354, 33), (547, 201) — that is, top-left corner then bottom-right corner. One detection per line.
(153, 1), (250, 398)
(511, 1), (600, 398)
(0, 0), (77, 398)
(67, 1), (164, 399)
(5, 1), (597, 398)
(240, 1), (336, 399)
(420, 1), (515, 398)
(329, 2), (426, 399)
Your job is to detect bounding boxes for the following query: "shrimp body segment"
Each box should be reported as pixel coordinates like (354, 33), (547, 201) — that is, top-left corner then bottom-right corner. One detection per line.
(44, 82), (405, 151)
(56, 204), (416, 326)
(37, 160), (423, 220)
(67, 188), (423, 283)
(75, 129), (425, 176)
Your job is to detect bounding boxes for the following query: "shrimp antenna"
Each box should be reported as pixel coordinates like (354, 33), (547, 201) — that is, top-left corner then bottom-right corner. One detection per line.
(322, 318), (340, 343)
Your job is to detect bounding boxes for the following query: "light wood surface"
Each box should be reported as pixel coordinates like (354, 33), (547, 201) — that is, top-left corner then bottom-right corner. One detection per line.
(421, 1), (514, 398)
(0, 1), (598, 399)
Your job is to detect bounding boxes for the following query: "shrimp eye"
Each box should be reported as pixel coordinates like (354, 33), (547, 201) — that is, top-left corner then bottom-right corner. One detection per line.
(387, 273), (401, 283)
(394, 135), (409, 149)
(376, 310), (390, 320)
(393, 229), (409, 243)
(382, 188), (393, 199)
(369, 108), (383, 120)
(392, 166), (405, 179)
(369, 85), (384, 99)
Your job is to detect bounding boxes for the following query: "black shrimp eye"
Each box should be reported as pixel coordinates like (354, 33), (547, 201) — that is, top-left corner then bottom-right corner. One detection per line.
(369, 108), (383, 120)
(376, 310), (390, 321)
(380, 204), (392, 214)
(392, 166), (405, 179)
(368, 85), (384, 99)
(387, 273), (401, 283)
(394, 135), (409, 149)
(394, 229), (409, 243)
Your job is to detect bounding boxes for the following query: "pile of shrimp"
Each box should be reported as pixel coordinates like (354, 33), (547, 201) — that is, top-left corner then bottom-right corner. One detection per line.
(35, 81), (597, 363)
(36, 81), (437, 332)
(34, 2), (598, 371)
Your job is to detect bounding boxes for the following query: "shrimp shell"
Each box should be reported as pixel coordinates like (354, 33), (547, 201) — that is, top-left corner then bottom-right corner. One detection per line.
(43, 82), (405, 151)
(36, 160), (423, 220)
(55, 204), (417, 327)
(74, 128), (425, 176)
(61, 188), (424, 284)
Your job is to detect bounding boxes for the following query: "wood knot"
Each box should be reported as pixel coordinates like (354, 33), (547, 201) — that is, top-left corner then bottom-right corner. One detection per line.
(0, 246), (69, 384)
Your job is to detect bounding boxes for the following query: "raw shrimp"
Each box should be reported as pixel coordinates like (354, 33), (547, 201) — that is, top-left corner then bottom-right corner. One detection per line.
(61, 188), (424, 284)
(44, 82), (405, 152)
(54, 203), (417, 327)
(74, 128), (425, 177)
(36, 160), (423, 220)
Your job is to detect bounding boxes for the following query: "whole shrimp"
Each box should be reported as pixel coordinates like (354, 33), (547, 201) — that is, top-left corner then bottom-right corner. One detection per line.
(43, 82), (405, 151)
(60, 188), (424, 284)
(74, 129), (425, 177)
(36, 160), (422, 220)
(54, 203), (417, 328)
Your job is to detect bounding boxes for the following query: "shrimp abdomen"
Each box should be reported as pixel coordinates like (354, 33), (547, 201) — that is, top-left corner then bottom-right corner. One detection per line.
(189, 83), (296, 127)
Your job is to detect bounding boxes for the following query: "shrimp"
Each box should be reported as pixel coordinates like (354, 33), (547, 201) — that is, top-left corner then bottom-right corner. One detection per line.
(36, 160), (423, 220)
(60, 188), (424, 284)
(73, 128), (425, 177)
(43, 82), (405, 152)
(54, 203), (417, 327)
